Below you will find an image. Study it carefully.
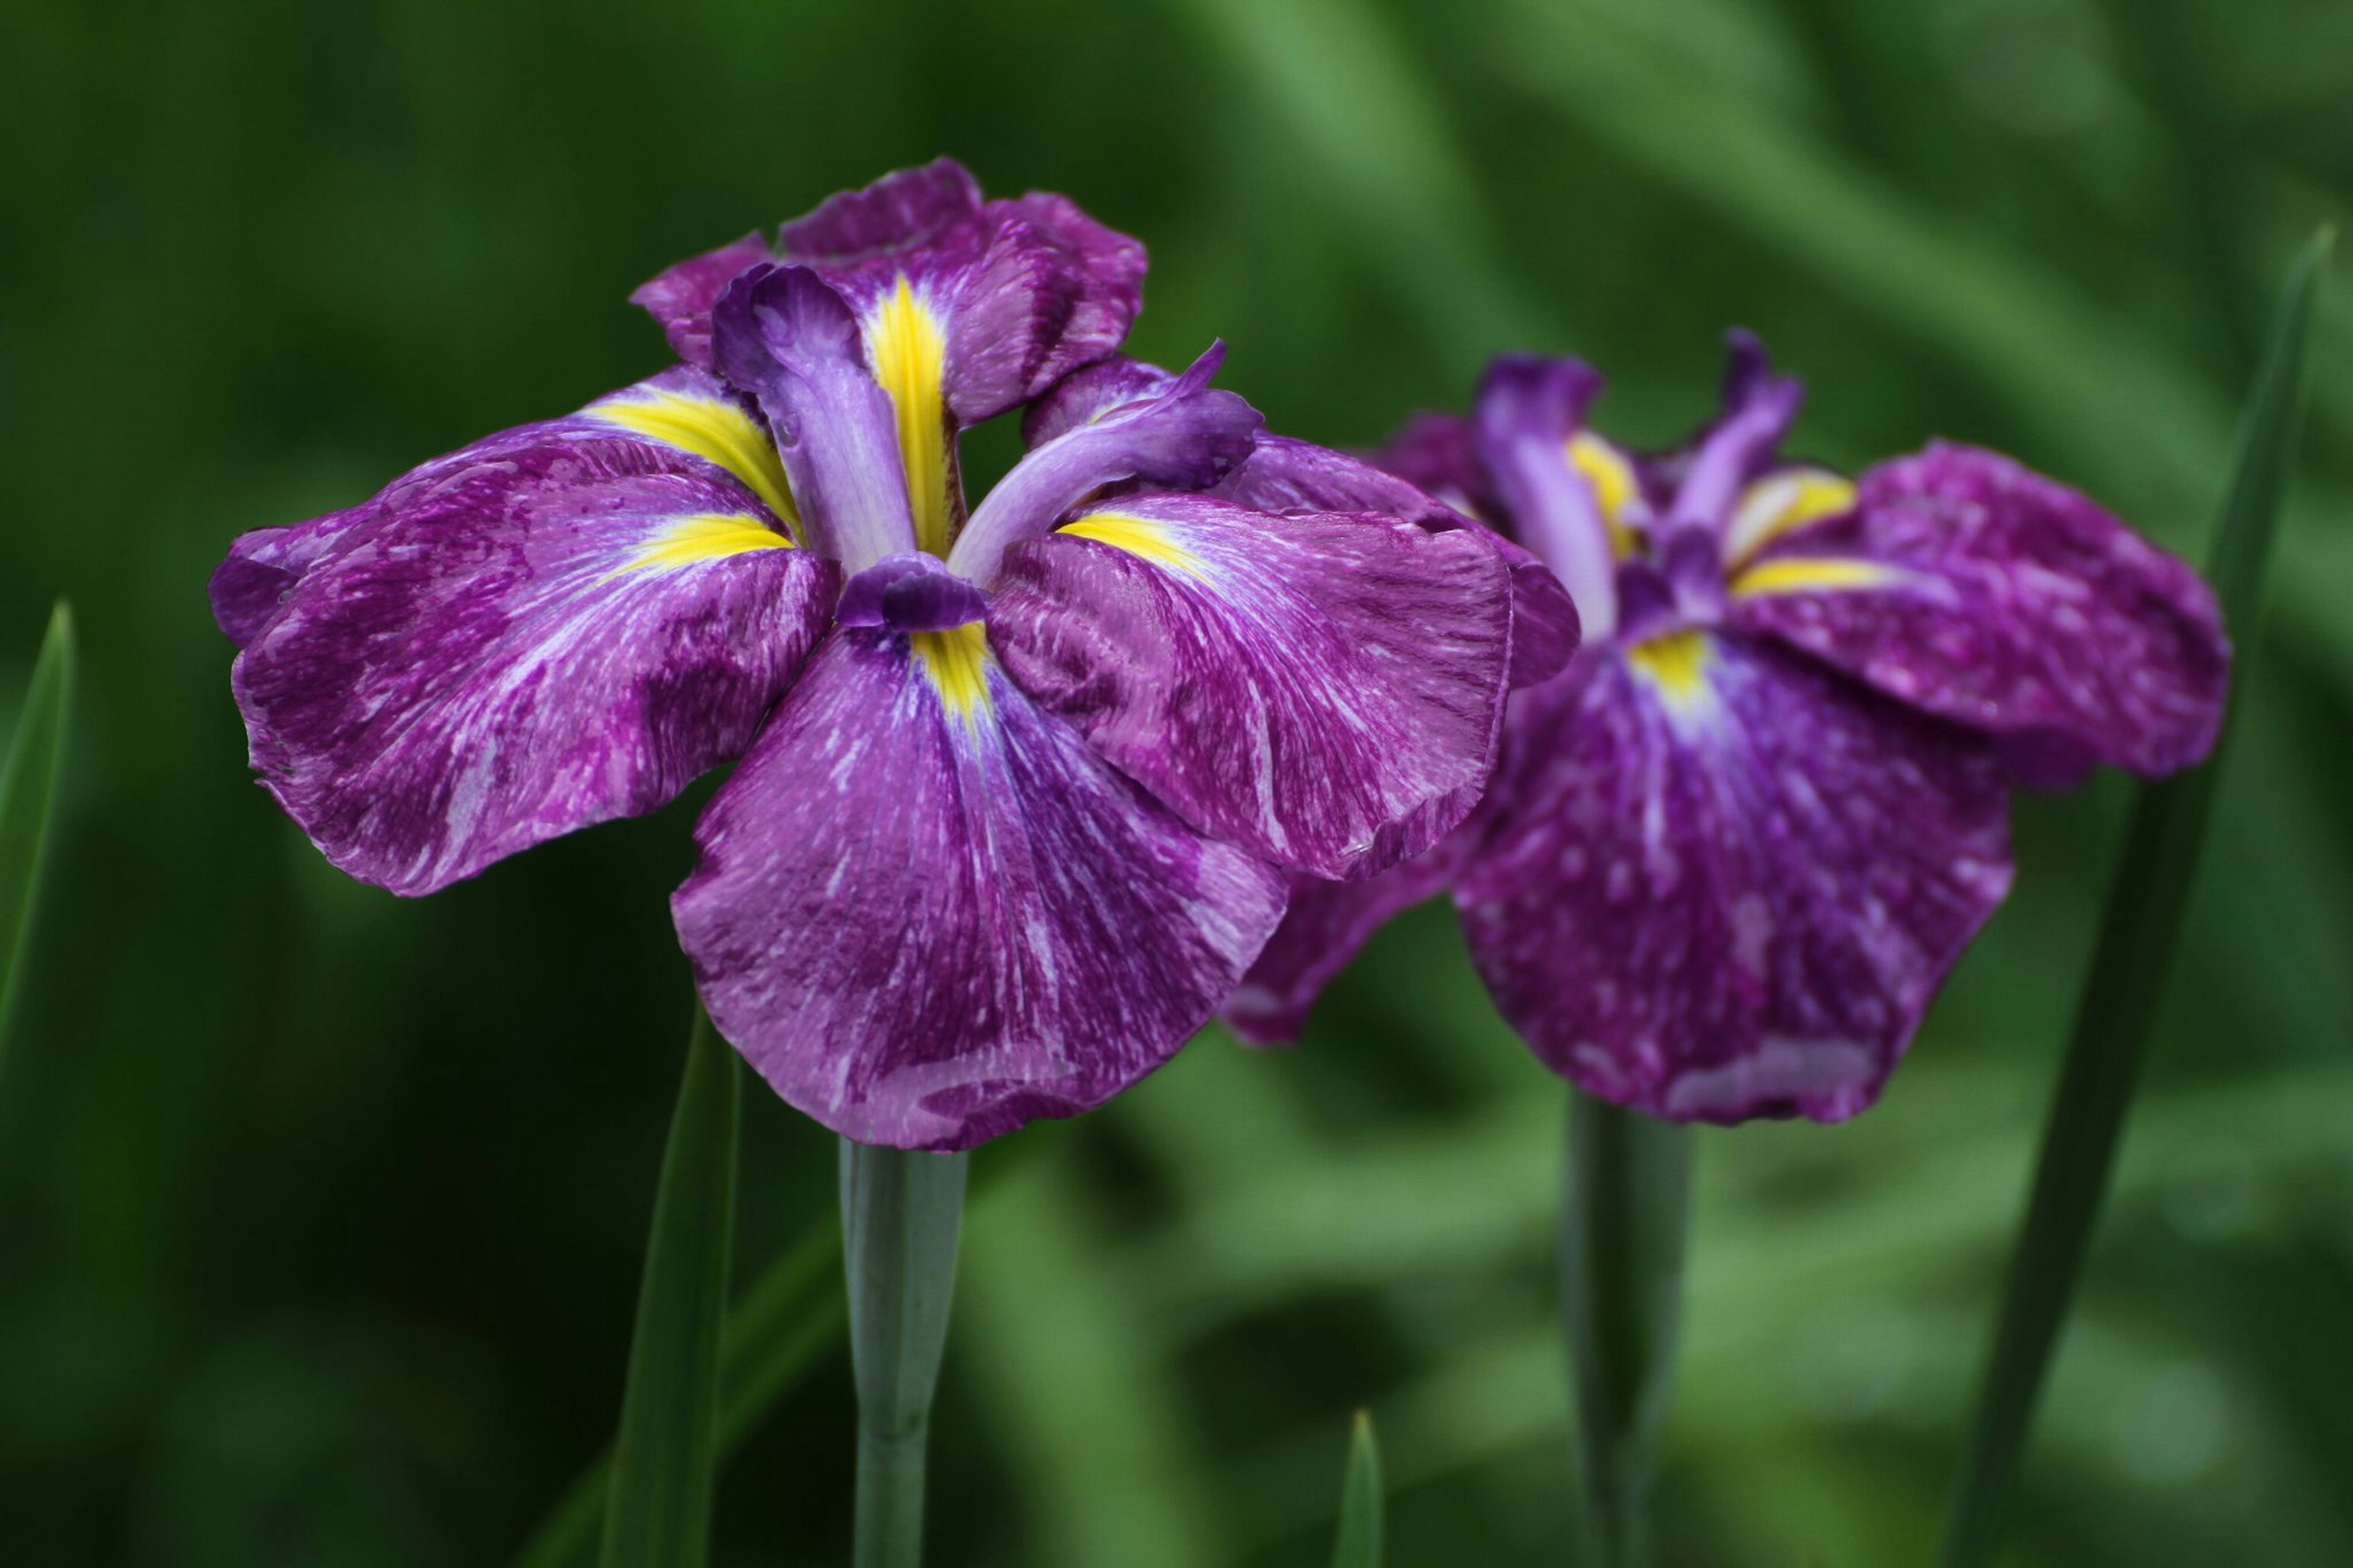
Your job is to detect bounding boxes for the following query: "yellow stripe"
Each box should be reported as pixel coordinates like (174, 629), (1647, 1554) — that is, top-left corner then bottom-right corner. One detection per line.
(868, 276), (953, 557)
(912, 623), (991, 727)
(1729, 556), (1896, 598)
(592, 391), (800, 542)
(1566, 432), (1642, 558)
(1624, 629), (1715, 713)
(608, 513), (792, 579)
(1724, 468), (1855, 566)
(1058, 513), (1209, 578)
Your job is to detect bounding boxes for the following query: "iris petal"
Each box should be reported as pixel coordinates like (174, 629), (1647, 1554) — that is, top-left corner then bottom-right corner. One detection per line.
(989, 492), (1513, 881)
(672, 628), (1287, 1151)
(1457, 635), (2014, 1123)
(225, 395), (835, 896)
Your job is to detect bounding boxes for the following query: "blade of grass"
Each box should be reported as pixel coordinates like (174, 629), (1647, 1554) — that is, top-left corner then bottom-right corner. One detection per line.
(1, 601), (74, 1069)
(509, 1229), (844, 1568)
(1937, 226), (2333, 1568)
(1331, 1411), (1385, 1568)
(1563, 1089), (1692, 1568)
(597, 1006), (742, 1568)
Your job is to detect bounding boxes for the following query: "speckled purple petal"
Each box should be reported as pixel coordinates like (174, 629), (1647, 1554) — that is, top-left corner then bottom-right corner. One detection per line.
(631, 231), (775, 368)
(1729, 441), (2228, 781)
(1457, 635), (2014, 1124)
(211, 498), (384, 648)
(778, 158), (985, 260)
(1222, 825), (1480, 1045)
(672, 627), (1288, 1150)
(1218, 434), (1580, 688)
(988, 493), (1512, 881)
(711, 264), (917, 572)
(779, 162), (1146, 426)
(949, 345), (1261, 585)
(229, 404), (836, 898)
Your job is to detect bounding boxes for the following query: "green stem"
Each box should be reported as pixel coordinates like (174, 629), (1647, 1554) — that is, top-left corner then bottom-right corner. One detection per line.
(1561, 1089), (1691, 1568)
(841, 1138), (969, 1568)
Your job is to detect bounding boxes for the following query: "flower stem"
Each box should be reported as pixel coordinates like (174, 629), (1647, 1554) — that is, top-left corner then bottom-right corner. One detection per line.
(840, 1138), (969, 1568)
(1561, 1089), (1691, 1568)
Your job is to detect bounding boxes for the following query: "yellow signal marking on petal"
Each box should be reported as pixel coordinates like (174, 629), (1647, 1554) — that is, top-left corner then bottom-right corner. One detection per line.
(1566, 432), (1642, 557)
(592, 390), (801, 542)
(1624, 629), (1716, 713)
(608, 513), (792, 579)
(1729, 556), (1897, 598)
(912, 623), (993, 727)
(1058, 513), (1210, 580)
(1723, 468), (1856, 566)
(868, 276), (954, 558)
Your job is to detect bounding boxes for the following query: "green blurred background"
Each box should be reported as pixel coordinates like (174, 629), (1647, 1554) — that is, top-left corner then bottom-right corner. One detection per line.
(2, 0), (2349, 1562)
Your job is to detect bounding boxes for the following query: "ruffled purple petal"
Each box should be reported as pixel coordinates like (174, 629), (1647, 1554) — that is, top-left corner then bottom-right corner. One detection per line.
(1457, 635), (2014, 1124)
(711, 264), (919, 572)
(779, 162), (1146, 426)
(949, 345), (1261, 585)
(229, 404), (837, 897)
(1728, 441), (2229, 781)
(1222, 825), (1480, 1045)
(672, 627), (1288, 1150)
(988, 493), (1512, 881)
(776, 158), (985, 260)
(211, 499), (383, 648)
(1218, 434), (1580, 688)
(630, 232), (775, 368)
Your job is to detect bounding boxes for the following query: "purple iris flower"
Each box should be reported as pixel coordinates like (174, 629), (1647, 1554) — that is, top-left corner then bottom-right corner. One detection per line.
(1228, 336), (2229, 1124)
(209, 161), (1534, 1149)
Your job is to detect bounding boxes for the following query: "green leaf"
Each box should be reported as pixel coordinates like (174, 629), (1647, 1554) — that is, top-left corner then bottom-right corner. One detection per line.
(509, 1229), (843, 1568)
(1330, 1411), (1385, 1568)
(597, 1006), (742, 1568)
(1937, 226), (2335, 1568)
(1, 600), (74, 1069)
(1563, 1089), (1692, 1568)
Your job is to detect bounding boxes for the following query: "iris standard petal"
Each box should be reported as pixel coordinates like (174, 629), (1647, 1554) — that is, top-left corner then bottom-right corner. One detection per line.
(229, 402), (836, 898)
(779, 161), (1148, 428)
(1727, 441), (2228, 781)
(672, 626), (1288, 1151)
(711, 265), (920, 572)
(631, 231), (775, 368)
(948, 345), (1261, 585)
(988, 493), (1513, 880)
(1457, 634), (2013, 1124)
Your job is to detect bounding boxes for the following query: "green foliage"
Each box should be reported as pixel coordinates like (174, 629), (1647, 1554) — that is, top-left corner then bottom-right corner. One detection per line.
(1, 1), (2347, 1565)
(1331, 1412), (1384, 1568)
(596, 1009), (740, 1568)
(0, 602), (71, 1069)
(1940, 227), (2333, 1568)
